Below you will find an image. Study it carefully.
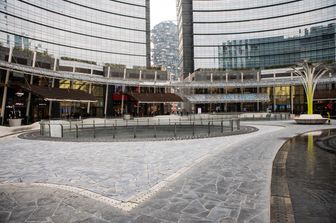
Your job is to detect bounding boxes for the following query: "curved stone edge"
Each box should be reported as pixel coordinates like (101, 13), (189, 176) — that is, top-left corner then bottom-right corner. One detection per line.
(17, 126), (258, 142)
(0, 145), (228, 212)
(0, 182), (136, 212)
(294, 119), (327, 124)
(270, 139), (295, 223)
(1, 127), (262, 214)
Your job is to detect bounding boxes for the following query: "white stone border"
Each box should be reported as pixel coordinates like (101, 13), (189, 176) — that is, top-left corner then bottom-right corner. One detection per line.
(1, 125), (286, 212)
(0, 143), (236, 212)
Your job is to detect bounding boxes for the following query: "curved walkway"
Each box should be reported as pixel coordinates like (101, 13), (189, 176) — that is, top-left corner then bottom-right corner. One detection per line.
(0, 120), (335, 222)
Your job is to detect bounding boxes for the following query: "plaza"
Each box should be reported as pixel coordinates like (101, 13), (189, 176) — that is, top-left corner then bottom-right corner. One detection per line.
(0, 118), (335, 222)
(0, 0), (336, 222)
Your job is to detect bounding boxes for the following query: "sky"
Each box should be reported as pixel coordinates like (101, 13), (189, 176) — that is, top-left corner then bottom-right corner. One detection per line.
(150, 0), (177, 28)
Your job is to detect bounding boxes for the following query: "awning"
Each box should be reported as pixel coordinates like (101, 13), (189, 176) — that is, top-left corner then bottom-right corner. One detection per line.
(185, 94), (270, 103)
(126, 93), (183, 103)
(25, 85), (97, 102)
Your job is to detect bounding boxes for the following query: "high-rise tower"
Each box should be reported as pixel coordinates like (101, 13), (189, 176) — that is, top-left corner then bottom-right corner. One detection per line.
(0, 0), (151, 68)
(177, 0), (336, 73)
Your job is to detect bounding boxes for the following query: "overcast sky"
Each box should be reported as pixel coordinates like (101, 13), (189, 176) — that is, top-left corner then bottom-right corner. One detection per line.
(150, 0), (177, 28)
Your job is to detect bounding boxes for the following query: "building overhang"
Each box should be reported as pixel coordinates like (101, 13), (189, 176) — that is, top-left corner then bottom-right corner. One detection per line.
(184, 94), (270, 104)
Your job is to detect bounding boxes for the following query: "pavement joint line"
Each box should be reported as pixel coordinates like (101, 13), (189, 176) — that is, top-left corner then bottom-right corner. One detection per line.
(125, 128), (279, 207)
(1, 127), (273, 212)
(0, 129), (34, 138)
(3, 122), (321, 221)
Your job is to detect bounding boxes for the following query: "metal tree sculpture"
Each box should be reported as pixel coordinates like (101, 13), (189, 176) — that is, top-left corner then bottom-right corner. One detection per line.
(292, 61), (329, 115)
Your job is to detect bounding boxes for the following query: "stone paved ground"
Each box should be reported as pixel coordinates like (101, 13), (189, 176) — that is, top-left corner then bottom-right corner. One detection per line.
(0, 120), (335, 223)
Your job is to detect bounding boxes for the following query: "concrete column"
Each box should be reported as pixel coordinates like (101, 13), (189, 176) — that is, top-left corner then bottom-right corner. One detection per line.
(1, 47), (13, 125)
(121, 69), (126, 116)
(257, 86), (260, 112)
(123, 68), (127, 80)
(273, 73), (276, 112)
(291, 85), (294, 114)
(104, 67), (110, 117)
(257, 72), (260, 112)
(87, 83), (92, 114)
(25, 51), (37, 121)
(290, 72), (294, 114)
(257, 72), (260, 82)
(225, 88), (228, 112)
(120, 87), (125, 116)
(48, 78), (55, 117)
(241, 72), (244, 112)
(87, 68), (93, 114)
(48, 58), (57, 118)
(139, 70), (142, 81)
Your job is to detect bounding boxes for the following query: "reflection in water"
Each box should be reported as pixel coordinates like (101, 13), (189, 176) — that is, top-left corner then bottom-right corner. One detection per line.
(286, 129), (336, 222)
(305, 133), (315, 175)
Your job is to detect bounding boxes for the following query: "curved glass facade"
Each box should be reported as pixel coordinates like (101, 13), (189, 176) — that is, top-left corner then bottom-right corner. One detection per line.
(0, 0), (150, 67)
(178, 0), (336, 73)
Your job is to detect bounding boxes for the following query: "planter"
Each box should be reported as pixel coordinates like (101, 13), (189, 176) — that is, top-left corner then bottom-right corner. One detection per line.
(294, 114), (327, 125)
(123, 114), (131, 120)
(9, 118), (22, 127)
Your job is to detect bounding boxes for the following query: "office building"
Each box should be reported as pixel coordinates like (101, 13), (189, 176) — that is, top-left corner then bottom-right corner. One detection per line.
(177, 0), (336, 114)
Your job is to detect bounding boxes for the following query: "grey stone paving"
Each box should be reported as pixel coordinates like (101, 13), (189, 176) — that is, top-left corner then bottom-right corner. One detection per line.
(0, 125), (270, 202)
(0, 120), (335, 222)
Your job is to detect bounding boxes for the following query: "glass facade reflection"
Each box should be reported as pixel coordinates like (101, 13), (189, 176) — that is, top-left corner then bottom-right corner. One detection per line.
(178, 0), (336, 73)
(0, 0), (150, 67)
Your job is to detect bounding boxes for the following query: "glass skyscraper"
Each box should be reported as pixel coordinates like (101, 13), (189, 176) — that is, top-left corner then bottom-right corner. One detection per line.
(0, 0), (152, 123)
(0, 0), (150, 68)
(178, 0), (336, 76)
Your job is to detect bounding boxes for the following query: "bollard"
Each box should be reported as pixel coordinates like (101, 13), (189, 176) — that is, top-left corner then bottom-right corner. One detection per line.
(93, 120), (96, 138)
(221, 121), (223, 133)
(174, 123), (177, 138)
(75, 124), (79, 138)
(230, 120), (234, 132)
(81, 120), (83, 129)
(69, 120), (72, 131)
(60, 124), (64, 138)
(192, 122), (195, 137)
(48, 124), (51, 137)
(133, 126), (136, 138)
(104, 119), (106, 128)
(208, 121), (211, 136)
(236, 119), (240, 130)
(154, 125), (157, 138)
(40, 124), (43, 136)
(113, 124), (116, 139)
